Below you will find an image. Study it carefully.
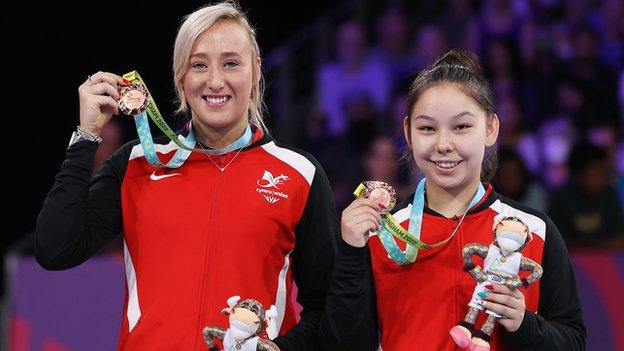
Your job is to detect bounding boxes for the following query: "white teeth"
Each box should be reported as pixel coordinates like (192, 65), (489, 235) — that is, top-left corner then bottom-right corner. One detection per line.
(205, 96), (227, 104)
(436, 161), (460, 169)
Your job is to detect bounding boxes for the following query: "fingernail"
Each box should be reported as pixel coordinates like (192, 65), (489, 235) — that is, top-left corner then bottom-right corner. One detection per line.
(485, 284), (494, 290)
(122, 78), (130, 85)
(478, 291), (488, 299)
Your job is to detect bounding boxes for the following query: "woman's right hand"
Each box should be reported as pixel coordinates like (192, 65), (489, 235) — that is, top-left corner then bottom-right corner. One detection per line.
(78, 72), (128, 136)
(340, 197), (383, 248)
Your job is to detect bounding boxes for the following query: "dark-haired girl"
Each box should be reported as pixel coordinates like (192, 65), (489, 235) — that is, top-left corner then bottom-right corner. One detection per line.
(320, 50), (586, 351)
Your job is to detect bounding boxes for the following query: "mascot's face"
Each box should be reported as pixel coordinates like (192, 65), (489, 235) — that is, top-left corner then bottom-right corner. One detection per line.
(495, 219), (528, 254)
(222, 304), (262, 341)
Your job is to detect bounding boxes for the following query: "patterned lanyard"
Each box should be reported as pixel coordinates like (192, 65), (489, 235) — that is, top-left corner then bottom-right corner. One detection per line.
(378, 178), (486, 265)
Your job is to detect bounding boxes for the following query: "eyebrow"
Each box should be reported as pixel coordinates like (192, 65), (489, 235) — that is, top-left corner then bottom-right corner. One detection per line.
(414, 111), (476, 121)
(189, 51), (244, 59)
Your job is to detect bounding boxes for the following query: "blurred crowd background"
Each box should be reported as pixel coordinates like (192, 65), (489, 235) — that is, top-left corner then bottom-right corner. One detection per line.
(275, 0), (624, 250)
(8, 0), (624, 260)
(3, 0), (623, 349)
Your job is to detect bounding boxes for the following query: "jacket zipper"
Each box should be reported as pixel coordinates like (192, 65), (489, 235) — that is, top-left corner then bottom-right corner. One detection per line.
(194, 167), (223, 349)
(454, 214), (462, 328)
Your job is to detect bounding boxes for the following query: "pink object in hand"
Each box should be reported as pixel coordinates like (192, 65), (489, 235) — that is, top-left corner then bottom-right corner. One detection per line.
(450, 326), (471, 348)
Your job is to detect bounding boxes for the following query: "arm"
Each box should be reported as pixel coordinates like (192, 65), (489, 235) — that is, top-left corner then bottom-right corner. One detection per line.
(35, 139), (131, 270)
(202, 326), (226, 351)
(257, 339), (281, 351)
(318, 240), (379, 351)
(517, 256), (543, 288)
(272, 156), (339, 350)
(502, 257), (544, 290)
(36, 72), (129, 270)
(462, 243), (489, 283)
(502, 216), (586, 350)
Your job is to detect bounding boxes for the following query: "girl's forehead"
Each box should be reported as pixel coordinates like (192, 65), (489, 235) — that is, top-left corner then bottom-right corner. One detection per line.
(410, 84), (485, 119)
(418, 85), (474, 107)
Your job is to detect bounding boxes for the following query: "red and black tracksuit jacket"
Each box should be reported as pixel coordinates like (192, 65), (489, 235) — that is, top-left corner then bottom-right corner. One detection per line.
(320, 185), (586, 350)
(36, 127), (339, 350)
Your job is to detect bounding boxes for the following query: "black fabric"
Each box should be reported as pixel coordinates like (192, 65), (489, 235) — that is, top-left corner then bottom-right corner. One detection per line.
(36, 133), (339, 351)
(319, 189), (587, 350)
(459, 321), (476, 332)
(274, 144), (340, 351)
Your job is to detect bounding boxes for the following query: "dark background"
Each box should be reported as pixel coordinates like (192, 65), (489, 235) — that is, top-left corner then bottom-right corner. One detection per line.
(3, 1), (335, 247)
(3, 2), (623, 349)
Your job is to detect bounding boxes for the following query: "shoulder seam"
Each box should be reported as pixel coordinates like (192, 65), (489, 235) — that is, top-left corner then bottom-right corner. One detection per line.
(489, 198), (548, 241)
(260, 141), (317, 185)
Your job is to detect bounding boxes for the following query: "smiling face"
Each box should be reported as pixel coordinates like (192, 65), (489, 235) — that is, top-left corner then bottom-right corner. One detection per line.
(183, 20), (257, 133)
(404, 83), (499, 193)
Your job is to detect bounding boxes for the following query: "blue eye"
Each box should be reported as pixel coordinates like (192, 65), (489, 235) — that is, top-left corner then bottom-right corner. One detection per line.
(224, 60), (239, 69)
(190, 62), (207, 70)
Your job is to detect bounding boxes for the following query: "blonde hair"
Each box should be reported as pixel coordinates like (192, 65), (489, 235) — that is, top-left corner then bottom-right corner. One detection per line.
(173, 1), (267, 132)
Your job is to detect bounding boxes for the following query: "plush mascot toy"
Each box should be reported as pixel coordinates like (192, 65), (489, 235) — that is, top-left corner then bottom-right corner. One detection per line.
(450, 215), (543, 350)
(203, 296), (280, 351)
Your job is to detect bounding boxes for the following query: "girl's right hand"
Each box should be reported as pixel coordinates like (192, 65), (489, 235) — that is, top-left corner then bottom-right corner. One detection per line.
(78, 72), (128, 136)
(340, 197), (383, 248)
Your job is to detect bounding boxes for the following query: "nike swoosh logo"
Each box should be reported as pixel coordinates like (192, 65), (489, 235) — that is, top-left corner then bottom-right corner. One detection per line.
(150, 171), (182, 181)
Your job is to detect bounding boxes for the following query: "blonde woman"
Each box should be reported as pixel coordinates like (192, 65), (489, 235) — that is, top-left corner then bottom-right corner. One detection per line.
(36, 2), (338, 350)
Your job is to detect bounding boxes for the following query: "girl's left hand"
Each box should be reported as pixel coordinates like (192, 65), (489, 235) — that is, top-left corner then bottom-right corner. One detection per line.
(480, 284), (525, 332)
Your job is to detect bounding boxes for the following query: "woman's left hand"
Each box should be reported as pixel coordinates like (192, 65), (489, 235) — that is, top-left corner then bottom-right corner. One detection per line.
(480, 284), (525, 332)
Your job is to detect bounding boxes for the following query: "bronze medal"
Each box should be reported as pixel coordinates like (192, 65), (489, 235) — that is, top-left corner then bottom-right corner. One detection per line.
(363, 181), (396, 213)
(118, 83), (150, 115)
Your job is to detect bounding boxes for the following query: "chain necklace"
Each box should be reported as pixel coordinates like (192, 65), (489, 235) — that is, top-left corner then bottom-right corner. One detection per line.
(191, 123), (252, 172)
(197, 141), (245, 172)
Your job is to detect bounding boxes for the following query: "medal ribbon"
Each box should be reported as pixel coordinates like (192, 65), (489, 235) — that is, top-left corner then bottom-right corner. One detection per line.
(122, 70), (251, 167)
(185, 121), (252, 156)
(354, 179), (486, 265)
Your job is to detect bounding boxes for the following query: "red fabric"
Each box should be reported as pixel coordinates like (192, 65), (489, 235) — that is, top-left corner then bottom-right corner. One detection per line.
(370, 196), (544, 351)
(117, 128), (311, 350)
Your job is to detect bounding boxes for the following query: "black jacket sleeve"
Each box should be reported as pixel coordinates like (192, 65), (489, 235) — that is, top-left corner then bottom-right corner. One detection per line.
(35, 140), (132, 270)
(503, 215), (587, 350)
(273, 154), (340, 351)
(318, 239), (379, 351)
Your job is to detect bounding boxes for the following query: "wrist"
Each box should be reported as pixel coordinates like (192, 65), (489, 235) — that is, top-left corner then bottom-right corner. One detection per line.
(78, 125), (102, 138)
(463, 263), (476, 272)
(342, 235), (367, 248)
(68, 125), (103, 149)
(339, 238), (368, 255)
